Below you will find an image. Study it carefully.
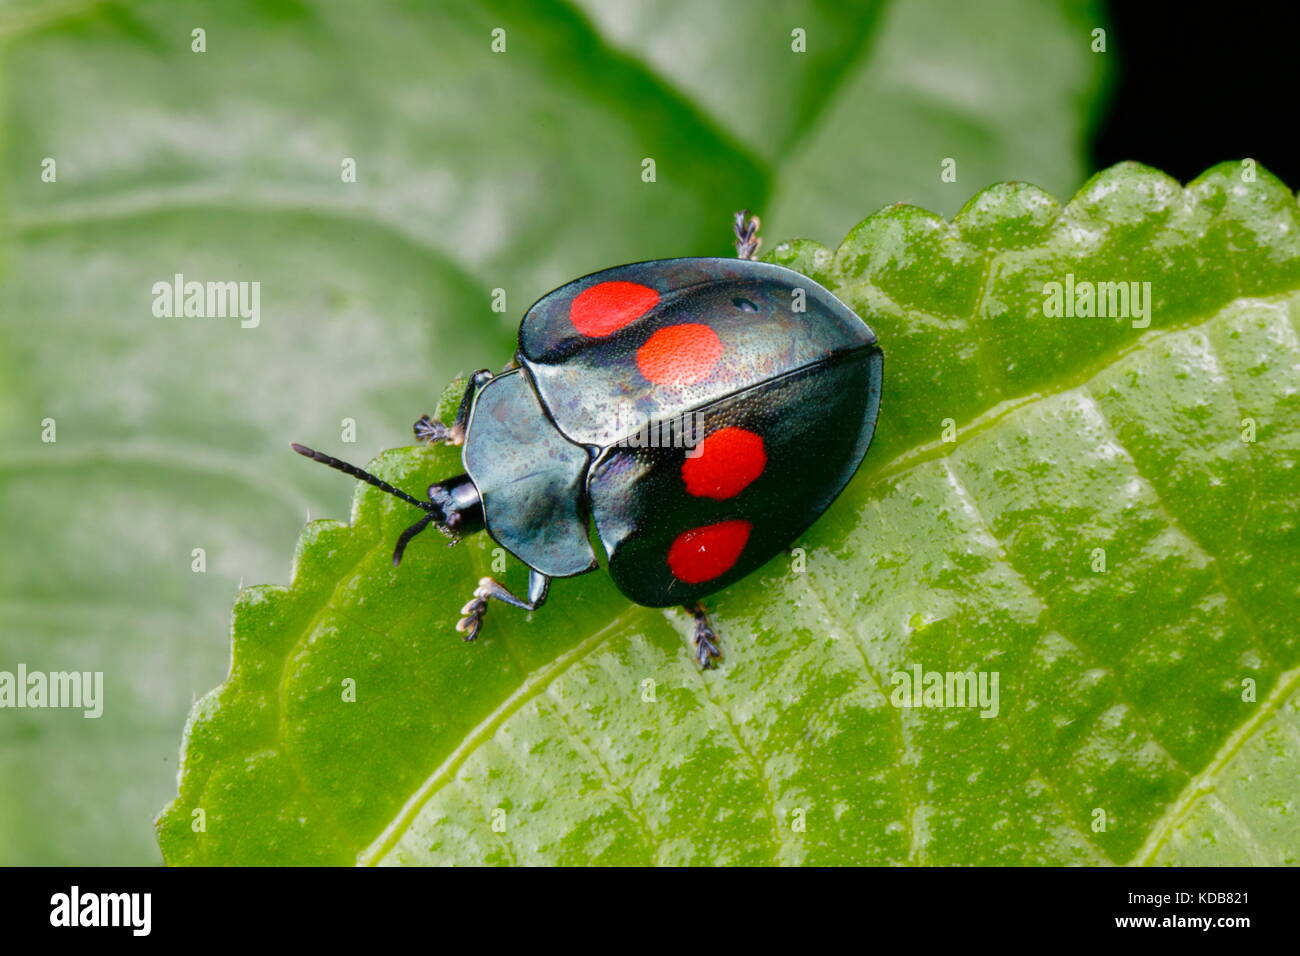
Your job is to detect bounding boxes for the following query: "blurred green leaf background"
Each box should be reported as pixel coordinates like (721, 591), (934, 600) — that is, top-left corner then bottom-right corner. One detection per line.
(0, 0), (1108, 864)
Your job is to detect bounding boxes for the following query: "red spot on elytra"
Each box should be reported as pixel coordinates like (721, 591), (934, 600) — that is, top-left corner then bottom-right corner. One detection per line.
(570, 281), (659, 337)
(667, 519), (751, 584)
(682, 427), (766, 500)
(636, 323), (722, 385)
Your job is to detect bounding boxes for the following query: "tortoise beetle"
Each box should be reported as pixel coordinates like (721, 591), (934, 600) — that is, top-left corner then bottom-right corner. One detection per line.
(293, 213), (883, 667)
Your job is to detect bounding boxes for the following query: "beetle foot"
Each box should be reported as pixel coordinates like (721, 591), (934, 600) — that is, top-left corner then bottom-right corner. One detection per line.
(414, 414), (464, 446)
(455, 575), (551, 642)
(457, 579), (500, 640)
(695, 630), (721, 668)
(685, 602), (722, 669)
(456, 593), (488, 641)
(733, 209), (761, 261)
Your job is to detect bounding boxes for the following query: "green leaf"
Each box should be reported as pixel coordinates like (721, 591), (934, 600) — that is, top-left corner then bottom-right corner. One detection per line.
(157, 162), (1300, 865)
(0, 0), (1106, 864)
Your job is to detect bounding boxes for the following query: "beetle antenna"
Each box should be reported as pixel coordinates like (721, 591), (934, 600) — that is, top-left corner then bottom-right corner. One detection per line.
(291, 443), (433, 512)
(392, 512), (437, 566)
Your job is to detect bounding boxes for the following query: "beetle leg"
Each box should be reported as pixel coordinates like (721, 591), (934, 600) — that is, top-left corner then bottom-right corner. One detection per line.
(456, 569), (550, 641)
(733, 209), (761, 260)
(413, 414), (451, 443)
(414, 368), (495, 446)
(684, 601), (722, 669)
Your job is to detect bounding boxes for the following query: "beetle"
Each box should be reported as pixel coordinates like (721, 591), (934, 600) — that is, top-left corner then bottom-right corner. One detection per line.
(293, 212), (883, 668)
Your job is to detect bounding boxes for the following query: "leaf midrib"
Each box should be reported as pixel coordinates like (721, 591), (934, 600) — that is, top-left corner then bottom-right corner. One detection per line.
(1130, 665), (1300, 866)
(856, 291), (1299, 489)
(356, 604), (650, 865)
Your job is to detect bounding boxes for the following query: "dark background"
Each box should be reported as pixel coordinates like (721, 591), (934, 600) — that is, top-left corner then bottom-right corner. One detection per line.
(1096, 2), (1300, 185)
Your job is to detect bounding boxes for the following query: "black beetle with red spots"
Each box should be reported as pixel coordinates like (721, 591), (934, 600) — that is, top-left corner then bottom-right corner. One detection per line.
(293, 215), (883, 668)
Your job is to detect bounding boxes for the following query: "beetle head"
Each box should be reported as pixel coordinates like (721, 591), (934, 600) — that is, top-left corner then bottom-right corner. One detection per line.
(291, 443), (483, 566)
